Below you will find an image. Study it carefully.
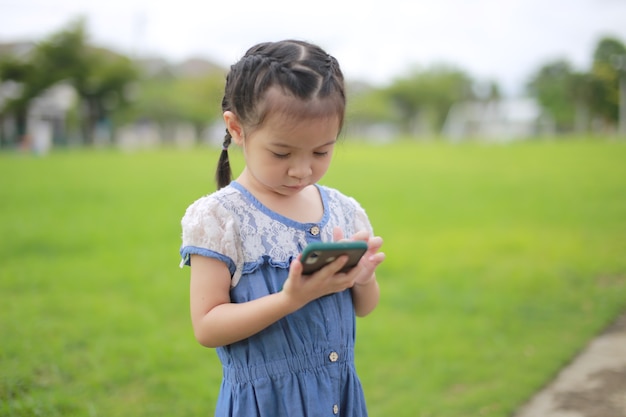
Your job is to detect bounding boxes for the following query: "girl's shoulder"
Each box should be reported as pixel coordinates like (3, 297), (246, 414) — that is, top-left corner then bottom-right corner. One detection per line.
(182, 185), (243, 223)
(318, 184), (373, 234)
(318, 184), (364, 211)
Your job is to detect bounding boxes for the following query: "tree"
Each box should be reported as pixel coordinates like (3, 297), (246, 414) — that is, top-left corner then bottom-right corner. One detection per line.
(0, 56), (43, 145)
(0, 39), (71, 145)
(130, 69), (225, 143)
(1, 18), (139, 146)
(527, 60), (580, 132)
(346, 82), (399, 126)
(71, 47), (139, 144)
(175, 72), (226, 135)
(589, 37), (626, 130)
(569, 71), (593, 133)
(35, 19), (139, 144)
(527, 37), (626, 134)
(385, 65), (474, 135)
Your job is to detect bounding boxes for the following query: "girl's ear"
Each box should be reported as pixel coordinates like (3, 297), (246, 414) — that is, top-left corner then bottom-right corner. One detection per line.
(224, 111), (245, 146)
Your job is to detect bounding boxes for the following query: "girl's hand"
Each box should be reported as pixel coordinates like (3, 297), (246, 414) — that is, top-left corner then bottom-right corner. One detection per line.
(282, 253), (357, 308)
(282, 227), (385, 310)
(333, 227), (385, 286)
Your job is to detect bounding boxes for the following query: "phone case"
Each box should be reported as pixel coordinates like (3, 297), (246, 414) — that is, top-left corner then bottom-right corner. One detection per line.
(300, 241), (368, 275)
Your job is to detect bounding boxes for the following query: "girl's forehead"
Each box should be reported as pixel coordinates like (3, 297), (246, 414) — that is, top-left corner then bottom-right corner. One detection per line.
(257, 87), (343, 128)
(264, 110), (338, 129)
(259, 111), (341, 141)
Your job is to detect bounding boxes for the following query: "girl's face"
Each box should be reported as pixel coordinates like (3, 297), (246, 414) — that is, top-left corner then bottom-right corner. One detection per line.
(229, 109), (340, 198)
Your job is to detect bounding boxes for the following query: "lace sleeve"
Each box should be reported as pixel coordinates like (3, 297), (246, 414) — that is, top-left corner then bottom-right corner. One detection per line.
(179, 195), (242, 280)
(323, 186), (374, 237)
(352, 198), (374, 236)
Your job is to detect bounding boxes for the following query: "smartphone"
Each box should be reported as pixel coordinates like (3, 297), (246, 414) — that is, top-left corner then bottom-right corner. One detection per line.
(300, 241), (368, 275)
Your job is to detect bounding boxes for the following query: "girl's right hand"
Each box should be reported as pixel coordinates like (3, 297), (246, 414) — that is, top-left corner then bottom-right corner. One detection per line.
(281, 254), (355, 308)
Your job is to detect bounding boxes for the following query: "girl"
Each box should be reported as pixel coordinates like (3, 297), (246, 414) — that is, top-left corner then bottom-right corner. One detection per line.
(180, 39), (385, 417)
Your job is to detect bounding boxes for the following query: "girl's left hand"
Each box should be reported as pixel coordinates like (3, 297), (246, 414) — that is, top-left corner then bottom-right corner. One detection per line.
(333, 227), (385, 286)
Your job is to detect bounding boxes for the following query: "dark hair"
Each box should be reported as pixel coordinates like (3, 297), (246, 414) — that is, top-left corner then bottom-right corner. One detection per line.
(215, 39), (346, 189)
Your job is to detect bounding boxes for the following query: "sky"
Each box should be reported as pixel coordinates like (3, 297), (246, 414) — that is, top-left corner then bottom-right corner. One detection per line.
(1, 0), (625, 95)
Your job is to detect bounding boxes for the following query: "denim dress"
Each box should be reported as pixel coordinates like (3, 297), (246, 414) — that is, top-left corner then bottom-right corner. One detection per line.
(180, 181), (373, 417)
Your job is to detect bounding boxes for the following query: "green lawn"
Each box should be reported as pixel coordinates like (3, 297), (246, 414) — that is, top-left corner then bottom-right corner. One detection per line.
(1, 139), (625, 417)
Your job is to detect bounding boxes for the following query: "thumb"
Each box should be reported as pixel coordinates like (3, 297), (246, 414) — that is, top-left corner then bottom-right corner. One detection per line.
(333, 226), (345, 242)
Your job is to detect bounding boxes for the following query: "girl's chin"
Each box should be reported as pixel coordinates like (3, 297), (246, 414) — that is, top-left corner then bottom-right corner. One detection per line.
(284, 184), (307, 192)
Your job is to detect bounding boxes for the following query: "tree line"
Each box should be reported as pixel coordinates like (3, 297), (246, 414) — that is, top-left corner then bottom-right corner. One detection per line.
(0, 19), (624, 148)
(351, 37), (625, 136)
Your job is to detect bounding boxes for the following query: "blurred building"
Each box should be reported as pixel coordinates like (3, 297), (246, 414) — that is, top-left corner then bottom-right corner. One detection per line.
(443, 98), (555, 141)
(0, 79), (77, 152)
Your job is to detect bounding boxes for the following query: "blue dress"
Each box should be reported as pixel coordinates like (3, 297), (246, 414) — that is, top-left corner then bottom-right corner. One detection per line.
(180, 181), (373, 417)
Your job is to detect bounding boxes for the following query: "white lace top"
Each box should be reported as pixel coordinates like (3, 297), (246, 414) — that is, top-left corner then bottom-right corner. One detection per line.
(179, 181), (372, 287)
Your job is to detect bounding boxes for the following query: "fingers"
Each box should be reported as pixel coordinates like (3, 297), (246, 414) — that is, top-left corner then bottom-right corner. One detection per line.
(285, 255), (351, 298)
(333, 229), (384, 270)
(290, 255), (304, 275)
(350, 230), (371, 242)
(333, 226), (383, 252)
(365, 251), (385, 266)
(333, 226), (344, 242)
(321, 255), (349, 275)
(367, 235), (383, 247)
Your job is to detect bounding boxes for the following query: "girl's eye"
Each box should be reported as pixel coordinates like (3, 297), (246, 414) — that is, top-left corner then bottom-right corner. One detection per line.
(272, 152), (289, 159)
(314, 152), (329, 157)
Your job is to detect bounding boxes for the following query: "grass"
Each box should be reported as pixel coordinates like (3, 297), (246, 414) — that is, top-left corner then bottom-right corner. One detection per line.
(1, 139), (625, 417)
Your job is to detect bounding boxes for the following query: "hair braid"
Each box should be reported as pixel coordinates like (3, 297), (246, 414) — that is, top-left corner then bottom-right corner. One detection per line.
(215, 129), (232, 189)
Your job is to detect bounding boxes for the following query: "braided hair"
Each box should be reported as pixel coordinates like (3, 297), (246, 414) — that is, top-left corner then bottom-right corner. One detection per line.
(215, 40), (346, 189)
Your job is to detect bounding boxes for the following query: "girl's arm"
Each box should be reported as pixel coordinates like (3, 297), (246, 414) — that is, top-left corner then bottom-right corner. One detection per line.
(352, 273), (380, 317)
(190, 256), (297, 348)
(189, 253), (357, 348)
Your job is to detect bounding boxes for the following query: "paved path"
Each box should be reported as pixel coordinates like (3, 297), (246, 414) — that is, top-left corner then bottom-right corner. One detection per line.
(513, 313), (626, 417)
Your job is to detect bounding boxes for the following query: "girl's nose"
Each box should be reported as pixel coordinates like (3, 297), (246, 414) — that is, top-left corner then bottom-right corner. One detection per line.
(288, 162), (313, 179)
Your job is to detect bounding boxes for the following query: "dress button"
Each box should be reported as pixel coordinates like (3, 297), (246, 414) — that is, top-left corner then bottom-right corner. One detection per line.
(333, 404), (339, 414)
(310, 225), (320, 236)
(329, 351), (339, 362)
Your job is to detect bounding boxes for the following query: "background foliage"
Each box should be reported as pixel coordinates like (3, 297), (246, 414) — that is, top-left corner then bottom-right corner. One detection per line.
(1, 19), (625, 147)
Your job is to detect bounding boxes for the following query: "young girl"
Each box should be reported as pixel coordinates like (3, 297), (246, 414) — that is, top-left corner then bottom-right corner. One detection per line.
(180, 39), (385, 417)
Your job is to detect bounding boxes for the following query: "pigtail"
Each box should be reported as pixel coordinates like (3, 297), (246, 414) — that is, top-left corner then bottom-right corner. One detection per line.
(215, 130), (232, 189)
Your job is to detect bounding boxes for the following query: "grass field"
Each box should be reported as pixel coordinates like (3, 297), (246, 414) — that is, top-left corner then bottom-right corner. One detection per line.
(1, 139), (625, 417)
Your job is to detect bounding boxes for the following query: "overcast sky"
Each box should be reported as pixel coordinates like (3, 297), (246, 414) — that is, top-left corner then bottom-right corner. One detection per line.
(1, 0), (625, 95)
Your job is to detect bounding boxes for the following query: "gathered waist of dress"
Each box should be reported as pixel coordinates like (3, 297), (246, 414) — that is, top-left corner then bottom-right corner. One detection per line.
(223, 347), (355, 384)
